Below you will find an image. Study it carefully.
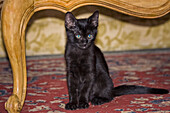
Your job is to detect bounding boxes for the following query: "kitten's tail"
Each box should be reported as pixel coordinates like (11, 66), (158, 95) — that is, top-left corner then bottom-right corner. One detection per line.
(112, 85), (169, 97)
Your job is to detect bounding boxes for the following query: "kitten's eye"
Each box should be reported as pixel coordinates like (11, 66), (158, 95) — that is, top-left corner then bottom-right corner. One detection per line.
(88, 34), (93, 39)
(75, 35), (81, 39)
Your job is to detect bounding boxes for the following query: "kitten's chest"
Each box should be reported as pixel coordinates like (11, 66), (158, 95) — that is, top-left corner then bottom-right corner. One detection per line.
(69, 55), (95, 76)
(71, 54), (91, 65)
(66, 52), (94, 69)
(65, 44), (96, 67)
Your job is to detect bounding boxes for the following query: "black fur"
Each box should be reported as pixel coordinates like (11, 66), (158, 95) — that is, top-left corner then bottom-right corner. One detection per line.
(64, 11), (169, 110)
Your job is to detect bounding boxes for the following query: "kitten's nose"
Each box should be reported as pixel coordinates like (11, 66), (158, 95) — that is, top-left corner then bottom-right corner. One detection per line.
(81, 38), (87, 45)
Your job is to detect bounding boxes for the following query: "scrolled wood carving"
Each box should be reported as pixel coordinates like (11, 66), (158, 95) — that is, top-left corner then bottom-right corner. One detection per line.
(34, 0), (170, 18)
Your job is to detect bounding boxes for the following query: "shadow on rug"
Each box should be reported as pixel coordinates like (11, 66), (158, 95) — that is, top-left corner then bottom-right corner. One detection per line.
(0, 49), (170, 113)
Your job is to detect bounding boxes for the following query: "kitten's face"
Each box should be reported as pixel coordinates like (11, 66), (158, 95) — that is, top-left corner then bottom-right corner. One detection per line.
(65, 11), (99, 49)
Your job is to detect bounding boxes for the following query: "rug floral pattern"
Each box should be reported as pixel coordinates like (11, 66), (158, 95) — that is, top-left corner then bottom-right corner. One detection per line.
(0, 50), (170, 113)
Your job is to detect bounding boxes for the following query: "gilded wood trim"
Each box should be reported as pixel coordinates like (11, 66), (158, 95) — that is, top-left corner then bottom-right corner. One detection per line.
(1, 0), (34, 112)
(34, 0), (170, 18)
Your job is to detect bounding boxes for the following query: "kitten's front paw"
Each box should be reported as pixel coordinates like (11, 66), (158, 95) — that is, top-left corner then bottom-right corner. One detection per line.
(78, 102), (89, 109)
(65, 102), (78, 110)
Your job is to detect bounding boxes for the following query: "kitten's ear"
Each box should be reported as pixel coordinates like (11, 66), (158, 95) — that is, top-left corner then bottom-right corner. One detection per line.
(88, 11), (99, 27)
(65, 12), (77, 29)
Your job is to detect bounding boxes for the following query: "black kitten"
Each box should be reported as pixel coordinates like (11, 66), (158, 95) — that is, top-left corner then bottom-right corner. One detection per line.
(64, 11), (169, 110)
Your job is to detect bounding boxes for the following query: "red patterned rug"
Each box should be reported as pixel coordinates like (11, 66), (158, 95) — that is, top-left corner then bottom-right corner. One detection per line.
(0, 49), (170, 113)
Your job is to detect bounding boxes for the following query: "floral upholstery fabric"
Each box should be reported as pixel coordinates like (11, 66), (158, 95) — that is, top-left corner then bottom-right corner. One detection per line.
(0, 6), (170, 57)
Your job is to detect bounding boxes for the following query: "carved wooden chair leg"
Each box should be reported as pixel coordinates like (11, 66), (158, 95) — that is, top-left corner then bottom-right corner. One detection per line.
(1, 0), (34, 113)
